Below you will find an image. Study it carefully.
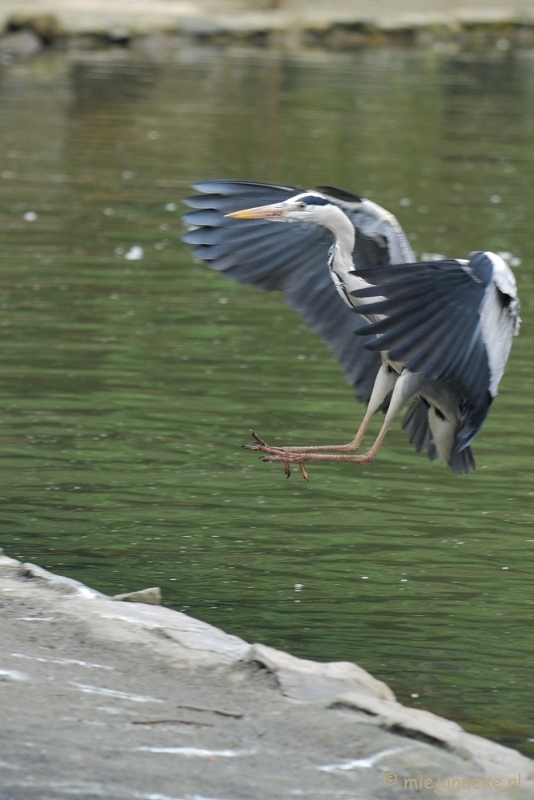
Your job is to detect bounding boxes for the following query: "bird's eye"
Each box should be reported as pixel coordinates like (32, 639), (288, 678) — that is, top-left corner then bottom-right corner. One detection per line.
(298, 202), (307, 209)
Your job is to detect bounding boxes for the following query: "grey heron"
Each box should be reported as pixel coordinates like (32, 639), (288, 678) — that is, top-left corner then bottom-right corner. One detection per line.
(182, 180), (520, 479)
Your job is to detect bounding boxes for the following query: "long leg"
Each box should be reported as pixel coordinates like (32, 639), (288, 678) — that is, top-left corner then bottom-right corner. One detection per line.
(262, 369), (424, 475)
(245, 363), (398, 457)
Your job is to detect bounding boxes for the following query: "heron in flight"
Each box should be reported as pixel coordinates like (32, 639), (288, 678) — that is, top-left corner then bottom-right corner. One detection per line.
(183, 180), (520, 479)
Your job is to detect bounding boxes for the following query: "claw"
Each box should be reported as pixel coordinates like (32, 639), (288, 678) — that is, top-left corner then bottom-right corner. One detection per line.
(299, 462), (310, 481)
(260, 453), (309, 480)
(244, 430), (288, 456)
(244, 430), (269, 451)
(244, 429), (309, 479)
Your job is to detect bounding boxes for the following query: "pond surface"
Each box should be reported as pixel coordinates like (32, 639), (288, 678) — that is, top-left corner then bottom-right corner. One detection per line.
(0, 44), (533, 754)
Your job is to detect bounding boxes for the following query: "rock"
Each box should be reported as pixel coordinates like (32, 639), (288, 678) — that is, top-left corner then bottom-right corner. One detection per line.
(107, 25), (131, 46)
(0, 549), (20, 566)
(2, 554), (533, 795)
(18, 562), (104, 598)
(112, 587), (162, 605)
(330, 691), (534, 778)
(5, 14), (64, 45)
(27, 14), (64, 45)
(0, 31), (42, 58)
(242, 642), (395, 703)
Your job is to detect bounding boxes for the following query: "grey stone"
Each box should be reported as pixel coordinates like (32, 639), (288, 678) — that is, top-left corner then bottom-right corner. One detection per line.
(0, 30), (42, 57)
(0, 554), (532, 798)
(18, 562), (105, 598)
(100, 597), (250, 662)
(0, 549), (20, 566)
(330, 691), (534, 779)
(106, 24), (131, 44)
(112, 587), (162, 605)
(243, 642), (396, 703)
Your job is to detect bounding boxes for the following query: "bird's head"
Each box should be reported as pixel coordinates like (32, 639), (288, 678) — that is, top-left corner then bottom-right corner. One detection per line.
(225, 192), (336, 224)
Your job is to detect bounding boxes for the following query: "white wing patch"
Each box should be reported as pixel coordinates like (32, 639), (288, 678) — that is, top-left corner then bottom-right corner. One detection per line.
(480, 252), (520, 396)
(353, 198), (415, 263)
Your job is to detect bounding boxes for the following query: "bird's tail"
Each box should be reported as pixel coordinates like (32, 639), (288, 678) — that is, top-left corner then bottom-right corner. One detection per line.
(447, 446), (476, 475)
(402, 398), (433, 456)
(402, 398), (476, 474)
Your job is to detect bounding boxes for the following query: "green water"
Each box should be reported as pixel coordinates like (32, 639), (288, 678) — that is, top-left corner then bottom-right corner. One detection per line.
(0, 45), (533, 754)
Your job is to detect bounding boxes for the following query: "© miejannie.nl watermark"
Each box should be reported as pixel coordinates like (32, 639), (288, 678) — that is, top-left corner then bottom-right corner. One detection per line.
(383, 773), (522, 793)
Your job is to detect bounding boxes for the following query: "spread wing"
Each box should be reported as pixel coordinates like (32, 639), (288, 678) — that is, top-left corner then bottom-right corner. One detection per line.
(352, 252), (516, 448)
(182, 179), (414, 404)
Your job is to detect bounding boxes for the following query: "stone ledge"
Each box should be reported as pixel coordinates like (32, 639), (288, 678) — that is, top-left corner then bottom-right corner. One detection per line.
(1, 548), (532, 793)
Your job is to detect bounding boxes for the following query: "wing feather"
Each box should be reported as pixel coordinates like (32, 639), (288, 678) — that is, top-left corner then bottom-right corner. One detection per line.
(353, 254), (496, 447)
(182, 179), (414, 404)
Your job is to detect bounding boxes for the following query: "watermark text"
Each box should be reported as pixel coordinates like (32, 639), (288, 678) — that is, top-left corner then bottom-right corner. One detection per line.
(383, 773), (522, 793)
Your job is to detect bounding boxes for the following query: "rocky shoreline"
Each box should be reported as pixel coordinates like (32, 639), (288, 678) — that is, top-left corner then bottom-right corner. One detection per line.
(2, 1), (534, 55)
(0, 547), (532, 799)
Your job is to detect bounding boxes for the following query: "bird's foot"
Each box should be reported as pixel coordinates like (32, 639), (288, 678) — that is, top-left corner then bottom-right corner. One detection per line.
(243, 430), (290, 457)
(262, 449), (376, 473)
(243, 430), (376, 480)
(243, 431), (310, 480)
(259, 451), (310, 480)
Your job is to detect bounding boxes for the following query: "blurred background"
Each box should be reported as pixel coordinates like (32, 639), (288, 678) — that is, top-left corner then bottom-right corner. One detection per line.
(0, 0), (533, 757)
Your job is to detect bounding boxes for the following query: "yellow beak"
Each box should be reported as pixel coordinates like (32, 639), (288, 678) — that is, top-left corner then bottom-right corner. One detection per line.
(225, 203), (286, 220)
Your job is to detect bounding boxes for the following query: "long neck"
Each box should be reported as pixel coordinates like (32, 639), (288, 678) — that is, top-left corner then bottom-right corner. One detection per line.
(322, 204), (355, 261)
(321, 206), (381, 317)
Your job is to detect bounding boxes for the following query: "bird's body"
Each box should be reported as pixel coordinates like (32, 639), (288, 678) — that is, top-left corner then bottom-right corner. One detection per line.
(182, 180), (520, 477)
